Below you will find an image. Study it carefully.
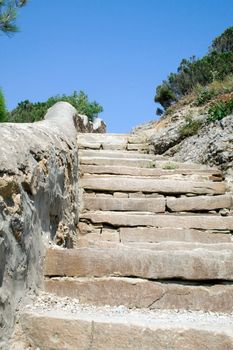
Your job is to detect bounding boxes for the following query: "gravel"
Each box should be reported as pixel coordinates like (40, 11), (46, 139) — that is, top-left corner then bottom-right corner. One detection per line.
(24, 292), (233, 331)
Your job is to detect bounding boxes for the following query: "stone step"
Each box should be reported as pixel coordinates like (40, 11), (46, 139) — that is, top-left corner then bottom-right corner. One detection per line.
(119, 227), (232, 244)
(78, 142), (152, 151)
(80, 156), (155, 167)
(127, 143), (151, 152)
(77, 133), (148, 144)
(83, 196), (166, 212)
(79, 149), (159, 159)
(80, 164), (222, 179)
(80, 157), (221, 170)
(44, 246), (233, 280)
(80, 176), (226, 195)
(82, 194), (231, 213)
(45, 276), (233, 313)
(77, 133), (129, 141)
(128, 135), (149, 144)
(21, 301), (233, 350)
(77, 226), (232, 244)
(78, 241), (233, 252)
(76, 240), (233, 252)
(79, 142), (128, 151)
(80, 211), (233, 230)
(80, 154), (213, 169)
(77, 133), (135, 149)
(167, 194), (232, 212)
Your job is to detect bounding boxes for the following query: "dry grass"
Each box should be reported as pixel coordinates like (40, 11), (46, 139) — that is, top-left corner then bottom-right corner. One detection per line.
(209, 75), (233, 94)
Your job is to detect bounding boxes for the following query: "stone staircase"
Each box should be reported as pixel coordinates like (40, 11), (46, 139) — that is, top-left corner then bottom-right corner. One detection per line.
(19, 133), (233, 349)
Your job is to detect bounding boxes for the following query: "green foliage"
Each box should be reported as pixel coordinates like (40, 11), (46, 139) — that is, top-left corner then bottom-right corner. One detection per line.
(195, 86), (216, 106)
(194, 75), (233, 106)
(207, 98), (233, 123)
(10, 100), (48, 122)
(162, 162), (177, 170)
(154, 27), (233, 109)
(210, 26), (233, 54)
(48, 91), (104, 120)
(209, 75), (233, 94)
(0, 0), (27, 35)
(147, 161), (156, 168)
(155, 107), (164, 116)
(154, 83), (176, 109)
(9, 91), (103, 123)
(179, 116), (203, 138)
(0, 89), (8, 122)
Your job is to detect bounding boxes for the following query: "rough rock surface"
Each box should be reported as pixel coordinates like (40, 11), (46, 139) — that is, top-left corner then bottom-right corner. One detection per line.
(74, 114), (106, 133)
(170, 116), (233, 191)
(139, 111), (233, 191)
(0, 102), (105, 347)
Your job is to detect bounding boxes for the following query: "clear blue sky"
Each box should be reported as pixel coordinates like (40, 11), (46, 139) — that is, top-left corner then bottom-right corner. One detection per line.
(1, 0), (233, 132)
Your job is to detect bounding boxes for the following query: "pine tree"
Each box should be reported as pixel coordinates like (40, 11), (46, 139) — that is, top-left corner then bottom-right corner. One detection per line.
(0, 0), (27, 35)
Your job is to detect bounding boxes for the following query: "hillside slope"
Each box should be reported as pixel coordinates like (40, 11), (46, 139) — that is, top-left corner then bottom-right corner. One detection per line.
(133, 101), (233, 191)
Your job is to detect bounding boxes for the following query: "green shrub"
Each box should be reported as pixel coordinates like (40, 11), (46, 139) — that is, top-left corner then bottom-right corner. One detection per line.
(207, 98), (233, 123)
(162, 162), (177, 170)
(148, 161), (156, 168)
(194, 76), (233, 106)
(9, 91), (103, 123)
(195, 87), (215, 106)
(154, 83), (177, 109)
(179, 116), (203, 138)
(0, 89), (8, 122)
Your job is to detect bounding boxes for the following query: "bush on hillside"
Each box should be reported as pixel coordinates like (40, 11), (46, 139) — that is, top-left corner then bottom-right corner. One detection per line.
(194, 86), (216, 106)
(154, 83), (177, 109)
(179, 116), (203, 138)
(154, 27), (233, 110)
(207, 98), (233, 123)
(194, 75), (233, 106)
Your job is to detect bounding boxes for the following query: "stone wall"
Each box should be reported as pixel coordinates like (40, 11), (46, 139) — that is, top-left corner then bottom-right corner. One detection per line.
(0, 102), (104, 346)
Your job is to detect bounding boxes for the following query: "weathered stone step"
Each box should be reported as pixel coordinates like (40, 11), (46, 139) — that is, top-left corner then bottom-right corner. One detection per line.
(83, 196), (166, 212)
(77, 133), (147, 143)
(80, 176), (226, 194)
(78, 133), (129, 142)
(79, 149), (159, 159)
(83, 194), (231, 213)
(80, 155), (216, 170)
(167, 194), (232, 212)
(80, 211), (233, 230)
(80, 156), (154, 167)
(77, 133), (148, 151)
(76, 240), (233, 252)
(45, 276), (233, 313)
(78, 240), (233, 251)
(45, 246), (233, 280)
(127, 143), (151, 151)
(119, 227), (232, 244)
(128, 135), (149, 144)
(77, 227), (232, 244)
(21, 303), (233, 350)
(80, 164), (222, 179)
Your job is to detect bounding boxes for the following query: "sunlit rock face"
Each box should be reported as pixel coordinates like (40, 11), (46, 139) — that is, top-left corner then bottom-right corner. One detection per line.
(0, 102), (105, 346)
